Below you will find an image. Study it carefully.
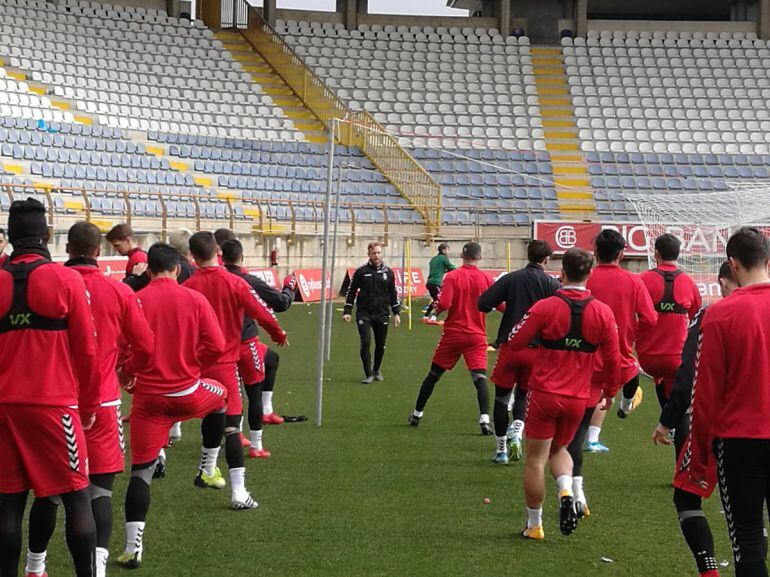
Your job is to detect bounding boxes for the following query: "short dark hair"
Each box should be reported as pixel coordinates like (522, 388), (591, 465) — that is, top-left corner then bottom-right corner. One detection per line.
(189, 231), (218, 261)
(67, 221), (102, 257)
(527, 240), (552, 264)
(438, 242), (448, 253)
(462, 241), (482, 260)
(147, 243), (180, 274)
(562, 248), (594, 283)
(105, 223), (133, 242)
(718, 260), (735, 282)
(213, 228), (236, 247)
(0, 227), (5, 237)
(594, 229), (626, 263)
(726, 227), (770, 270)
(655, 233), (681, 262)
(221, 239), (244, 264)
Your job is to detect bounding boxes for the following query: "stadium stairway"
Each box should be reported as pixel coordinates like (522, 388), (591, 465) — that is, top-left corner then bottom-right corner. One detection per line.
(531, 47), (596, 219)
(214, 30), (328, 144)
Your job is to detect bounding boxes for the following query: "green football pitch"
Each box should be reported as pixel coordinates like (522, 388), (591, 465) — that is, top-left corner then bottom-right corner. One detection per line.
(40, 301), (733, 577)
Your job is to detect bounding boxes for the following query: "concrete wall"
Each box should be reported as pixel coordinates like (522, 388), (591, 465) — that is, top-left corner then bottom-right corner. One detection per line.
(275, 8), (496, 29)
(587, 18), (758, 33)
(588, 0), (731, 20)
(510, 0), (563, 42)
(86, 0), (167, 9)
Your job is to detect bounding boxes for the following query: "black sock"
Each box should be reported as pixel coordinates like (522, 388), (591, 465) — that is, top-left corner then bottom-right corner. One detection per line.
(472, 371), (489, 416)
(60, 489), (96, 577)
(245, 384), (264, 432)
(28, 497), (58, 554)
(125, 463), (154, 524)
(201, 411), (225, 449)
(415, 364), (445, 412)
(622, 374), (640, 399)
(512, 386), (528, 422)
(90, 474), (115, 550)
(262, 350), (279, 392)
(567, 407), (595, 477)
(225, 415), (244, 469)
(0, 491), (28, 577)
(493, 386), (512, 437)
(674, 489), (718, 574)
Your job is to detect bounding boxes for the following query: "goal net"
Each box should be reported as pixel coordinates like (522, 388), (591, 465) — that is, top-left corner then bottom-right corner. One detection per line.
(624, 185), (770, 303)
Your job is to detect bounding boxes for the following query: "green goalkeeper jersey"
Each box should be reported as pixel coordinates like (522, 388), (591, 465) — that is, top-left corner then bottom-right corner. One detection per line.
(427, 253), (456, 286)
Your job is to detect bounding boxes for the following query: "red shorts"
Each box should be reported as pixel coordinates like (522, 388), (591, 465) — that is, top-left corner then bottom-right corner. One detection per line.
(491, 344), (535, 390)
(0, 404), (90, 497)
(237, 337), (268, 386)
(639, 354), (679, 398)
(202, 362), (241, 416)
(673, 437), (717, 499)
(525, 391), (585, 447)
(129, 380), (227, 465)
(432, 333), (488, 372)
(86, 404), (125, 476)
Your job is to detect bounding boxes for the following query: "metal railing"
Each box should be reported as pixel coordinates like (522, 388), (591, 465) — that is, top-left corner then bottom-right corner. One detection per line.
(237, 3), (442, 236)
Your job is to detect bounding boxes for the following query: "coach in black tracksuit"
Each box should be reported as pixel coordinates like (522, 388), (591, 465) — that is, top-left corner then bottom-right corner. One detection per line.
(343, 241), (400, 384)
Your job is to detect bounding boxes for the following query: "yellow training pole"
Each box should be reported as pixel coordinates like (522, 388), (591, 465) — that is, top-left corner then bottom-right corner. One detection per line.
(506, 240), (511, 272)
(406, 239), (413, 331)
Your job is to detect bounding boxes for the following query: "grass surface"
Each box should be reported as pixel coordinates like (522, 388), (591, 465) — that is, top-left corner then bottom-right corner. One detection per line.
(39, 301), (734, 577)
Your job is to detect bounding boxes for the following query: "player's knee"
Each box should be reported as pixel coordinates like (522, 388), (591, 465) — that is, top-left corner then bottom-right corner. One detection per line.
(89, 485), (112, 501)
(130, 462), (156, 486)
(225, 415), (242, 430)
(673, 488), (702, 513)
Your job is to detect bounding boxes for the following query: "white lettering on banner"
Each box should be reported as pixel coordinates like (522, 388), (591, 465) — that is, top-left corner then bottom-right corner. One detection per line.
(600, 224), (648, 253)
(298, 274), (330, 293)
(555, 226), (577, 249)
(250, 270), (277, 287)
(697, 282), (722, 300)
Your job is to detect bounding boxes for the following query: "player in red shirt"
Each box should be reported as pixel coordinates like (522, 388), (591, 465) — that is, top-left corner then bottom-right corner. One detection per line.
(685, 228), (770, 577)
(408, 242), (495, 435)
(565, 230), (657, 516)
(636, 233), (702, 407)
(506, 248), (620, 540)
(106, 223), (147, 281)
(116, 243), (229, 569)
(25, 222), (155, 577)
(185, 232), (288, 510)
(0, 226), (8, 268)
(0, 199), (101, 577)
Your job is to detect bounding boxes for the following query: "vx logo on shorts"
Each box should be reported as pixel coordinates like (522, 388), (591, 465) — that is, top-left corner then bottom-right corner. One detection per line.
(9, 313), (31, 327)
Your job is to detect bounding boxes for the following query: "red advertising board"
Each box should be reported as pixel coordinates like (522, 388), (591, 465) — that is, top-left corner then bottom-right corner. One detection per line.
(343, 268), (427, 298)
(294, 268), (332, 302)
(480, 269), (507, 282)
(244, 267), (280, 289)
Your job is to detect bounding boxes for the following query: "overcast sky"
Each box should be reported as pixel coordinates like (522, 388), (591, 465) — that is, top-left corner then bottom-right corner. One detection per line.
(247, 0), (469, 16)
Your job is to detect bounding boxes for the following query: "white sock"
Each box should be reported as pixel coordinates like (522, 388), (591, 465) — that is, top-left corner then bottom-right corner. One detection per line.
(249, 429), (263, 451)
(556, 474), (573, 494)
(429, 315), (437, 322)
(95, 547), (109, 577)
(158, 448), (166, 460)
(511, 419), (524, 440)
(496, 435), (507, 453)
(479, 413), (490, 424)
(413, 410), (424, 418)
(526, 507), (543, 529)
(507, 396), (515, 411)
(199, 446), (220, 477)
(586, 426), (601, 445)
(25, 550), (46, 575)
(620, 395), (634, 413)
(573, 476), (585, 503)
(169, 421), (182, 439)
(262, 391), (274, 414)
(125, 521), (145, 554)
(229, 466), (246, 498)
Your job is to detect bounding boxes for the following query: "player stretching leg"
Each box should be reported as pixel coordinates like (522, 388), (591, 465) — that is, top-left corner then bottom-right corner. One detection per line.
(651, 261), (737, 577)
(25, 222), (155, 577)
(410, 243), (495, 435)
(116, 244), (229, 568)
(423, 242), (455, 324)
(0, 199), (101, 577)
(479, 240), (560, 463)
(636, 234), (702, 411)
(222, 239), (296, 456)
(686, 228), (770, 577)
(185, 233), (287, 509)
(505, 249), (620, 539)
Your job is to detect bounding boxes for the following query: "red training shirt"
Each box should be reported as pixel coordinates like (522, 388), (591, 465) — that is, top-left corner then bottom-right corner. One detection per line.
(436, 264), (495, 338)
(69, 263), (155, 404)
(686, 283), (770, 487)
(125, 246), (147, 277)
(507, 287), (621, 400)
(183, 266), (286, 361)
(125, 277), (225, 394)
(637, 263), (701, 357)
(586, 263), (657, 374)
(0, 255), (101, 414)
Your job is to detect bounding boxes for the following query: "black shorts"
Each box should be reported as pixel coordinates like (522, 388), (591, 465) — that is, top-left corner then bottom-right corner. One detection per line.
(427, 283), (440, 301)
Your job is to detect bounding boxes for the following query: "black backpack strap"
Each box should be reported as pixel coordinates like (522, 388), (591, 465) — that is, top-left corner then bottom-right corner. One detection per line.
(652, 269), (688, 315)
(540, 294), (599, 353)
(0, 259), (69, 334)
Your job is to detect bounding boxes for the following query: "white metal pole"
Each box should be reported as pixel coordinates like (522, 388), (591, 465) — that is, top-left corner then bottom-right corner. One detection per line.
(315, 120), (335, 427)
(325, 161), (343, 361)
